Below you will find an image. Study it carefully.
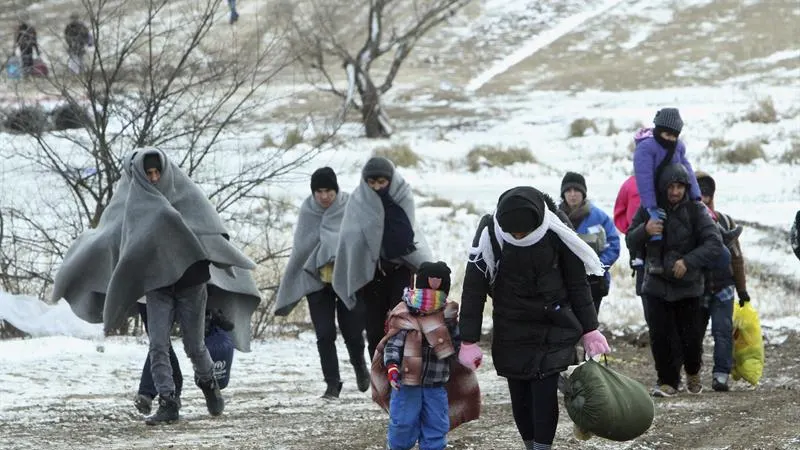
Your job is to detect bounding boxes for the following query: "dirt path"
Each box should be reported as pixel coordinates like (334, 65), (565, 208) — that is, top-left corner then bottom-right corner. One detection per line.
(2, 329), (798, 450)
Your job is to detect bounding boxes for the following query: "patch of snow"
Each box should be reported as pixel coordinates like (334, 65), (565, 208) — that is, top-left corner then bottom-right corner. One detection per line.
(0, 291), (103, 340)
(465, 0), (628, 91)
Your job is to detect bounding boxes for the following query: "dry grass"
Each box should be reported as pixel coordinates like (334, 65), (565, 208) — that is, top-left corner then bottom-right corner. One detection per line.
(716, 140), (766, 164)
(373, 142), (421, 167)
(606, 119), (621, 136)
(569, 118), (599, 138)
(465, 145), (535, 172)
(744, 98), (778, 124)
(778, 139), (800, 164)
(282, 128), (304, 149)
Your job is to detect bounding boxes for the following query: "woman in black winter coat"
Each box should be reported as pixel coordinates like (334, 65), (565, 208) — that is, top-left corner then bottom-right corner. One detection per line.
(457, 186), (610, 450)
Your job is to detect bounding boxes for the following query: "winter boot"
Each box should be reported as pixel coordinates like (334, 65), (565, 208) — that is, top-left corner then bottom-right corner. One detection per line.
(712, 373), (730, 392)
(134, 393), (153, 415)
(322, 381), (343, 400)
(646, 240), (664, 275)
(198, 377), (225, 416)
(719, 224), (743, 245)
(354, 363), (370, 393)
(145, 393), (179, 425)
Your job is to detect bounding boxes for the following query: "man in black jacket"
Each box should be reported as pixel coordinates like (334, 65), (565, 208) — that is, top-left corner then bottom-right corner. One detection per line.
(626, 164), (724, 397)
(64, 13), (91, 74)
(459, 186), (609, 450)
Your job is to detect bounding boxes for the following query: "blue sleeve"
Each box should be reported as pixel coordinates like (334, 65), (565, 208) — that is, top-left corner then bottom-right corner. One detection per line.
(599, 211), (621, 268)
(633, 142), (657, 209)
(679, 144), (702, 201)
(384, 330), (407, 366)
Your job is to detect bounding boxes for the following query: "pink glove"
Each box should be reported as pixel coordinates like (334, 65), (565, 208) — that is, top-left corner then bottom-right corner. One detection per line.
(458, 342), (483, 371)
(582, 330), (610, 358)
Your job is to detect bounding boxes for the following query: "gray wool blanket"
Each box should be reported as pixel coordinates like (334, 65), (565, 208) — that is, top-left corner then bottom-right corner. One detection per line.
(332, 170), (431, 309)
(274, 191), (349, 316)
(51, 148), (260, 351)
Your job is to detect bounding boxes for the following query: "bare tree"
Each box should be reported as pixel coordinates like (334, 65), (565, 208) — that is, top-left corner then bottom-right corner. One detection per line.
(285, 0), (470, 138)
(1, 0), (338, 334)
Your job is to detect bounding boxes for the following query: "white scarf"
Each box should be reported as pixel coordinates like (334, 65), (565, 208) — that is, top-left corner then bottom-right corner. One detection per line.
(468, 209), (605, 283)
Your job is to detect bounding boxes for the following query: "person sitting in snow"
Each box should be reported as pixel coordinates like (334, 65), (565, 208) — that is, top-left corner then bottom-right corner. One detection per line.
(52, 148), (260, 425)
(371, 261), (480, 450)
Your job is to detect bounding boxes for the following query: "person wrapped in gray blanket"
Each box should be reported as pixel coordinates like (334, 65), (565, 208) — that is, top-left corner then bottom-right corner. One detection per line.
(274, 167), (369, 400)
(332, 157), (432, 360)
(51, 148), (260, 426)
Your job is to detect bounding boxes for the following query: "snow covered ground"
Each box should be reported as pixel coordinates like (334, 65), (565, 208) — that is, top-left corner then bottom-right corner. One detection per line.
(1, 0), (799, 447)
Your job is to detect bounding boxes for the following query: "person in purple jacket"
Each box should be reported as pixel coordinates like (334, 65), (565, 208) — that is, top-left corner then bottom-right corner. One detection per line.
(633, 108), (702, 275)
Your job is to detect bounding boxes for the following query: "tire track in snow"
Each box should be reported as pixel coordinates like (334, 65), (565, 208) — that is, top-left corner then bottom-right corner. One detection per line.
(465, 0), (628, 92)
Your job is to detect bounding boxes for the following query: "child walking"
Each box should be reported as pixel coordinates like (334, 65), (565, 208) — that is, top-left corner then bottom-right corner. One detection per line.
(371, 261), (478, 450)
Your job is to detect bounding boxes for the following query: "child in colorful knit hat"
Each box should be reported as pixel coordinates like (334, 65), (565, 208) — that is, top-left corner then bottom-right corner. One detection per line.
(381, 261), (462, 450)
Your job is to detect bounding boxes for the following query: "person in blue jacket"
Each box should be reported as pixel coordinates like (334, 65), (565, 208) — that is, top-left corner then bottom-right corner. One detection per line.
(558, 172), (620, 313)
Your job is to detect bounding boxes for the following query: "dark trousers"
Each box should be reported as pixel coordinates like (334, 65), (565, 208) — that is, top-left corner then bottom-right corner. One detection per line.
(20, 49), (34, 73)
(307, 285), (367, 384)
(507, 374), (560, 445)
(357, 263), (413, 360)
(137, 303), (183, 398)
(645, 296), (704, 388)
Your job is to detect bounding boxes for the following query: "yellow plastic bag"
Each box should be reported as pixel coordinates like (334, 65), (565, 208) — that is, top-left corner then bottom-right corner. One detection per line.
(731, 301), (764, 385)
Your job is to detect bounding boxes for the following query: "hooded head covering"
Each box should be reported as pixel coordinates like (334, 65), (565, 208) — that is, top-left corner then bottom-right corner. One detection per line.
(695, 170), (716, 197)
(658, 163), (691, 195)
(362, 156), (395, 181)
(496, 187), (544, 234)
(310, 167), (339, 193)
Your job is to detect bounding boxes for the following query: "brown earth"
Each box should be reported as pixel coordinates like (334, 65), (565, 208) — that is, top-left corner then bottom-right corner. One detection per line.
(1, 329), (798, 450)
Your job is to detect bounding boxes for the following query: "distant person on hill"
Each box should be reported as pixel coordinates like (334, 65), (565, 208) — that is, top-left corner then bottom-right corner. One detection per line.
(792, 210), (800, 261)
(64, 13), (92, 74)
(228, 0), (239, 24)
(633, 108), (702, 275)
(14, 19), (40, 76)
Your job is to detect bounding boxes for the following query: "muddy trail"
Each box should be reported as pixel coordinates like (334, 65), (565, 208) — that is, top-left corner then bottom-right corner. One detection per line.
(1, 328), (798, 450)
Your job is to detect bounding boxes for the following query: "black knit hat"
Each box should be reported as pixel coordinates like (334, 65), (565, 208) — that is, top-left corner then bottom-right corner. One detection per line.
(653, 108), (684, 134)
(415, 261), (452, 295)
(560, 172), (587, 199)
(362, 156), (394, 181)
(143, 153), (162, 172)
(696, 171), (716, 197)
(496, 190), (543, 234)
(310, 167), (339, 193)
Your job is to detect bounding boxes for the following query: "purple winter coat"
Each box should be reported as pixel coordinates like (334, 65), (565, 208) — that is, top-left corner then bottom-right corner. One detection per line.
(633, 128), (702, 210)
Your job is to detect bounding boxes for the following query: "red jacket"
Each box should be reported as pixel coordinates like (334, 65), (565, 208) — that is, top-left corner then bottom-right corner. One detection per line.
(614, 175), (640, 234)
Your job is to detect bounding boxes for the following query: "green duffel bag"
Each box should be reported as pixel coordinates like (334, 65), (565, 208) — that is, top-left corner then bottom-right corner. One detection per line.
(562, 359), (654, 441)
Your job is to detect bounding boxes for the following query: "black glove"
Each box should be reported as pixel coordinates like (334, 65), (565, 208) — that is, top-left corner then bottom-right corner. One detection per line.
(738, 291), (750, 308)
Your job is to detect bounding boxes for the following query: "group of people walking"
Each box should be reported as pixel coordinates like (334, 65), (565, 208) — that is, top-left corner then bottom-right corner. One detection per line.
(10, 13), (91, 78)
(50, 106), (789, 449)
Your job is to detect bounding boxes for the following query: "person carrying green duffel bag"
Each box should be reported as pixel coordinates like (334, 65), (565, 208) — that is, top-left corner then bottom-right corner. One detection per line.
(561, 358), (655, 441)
